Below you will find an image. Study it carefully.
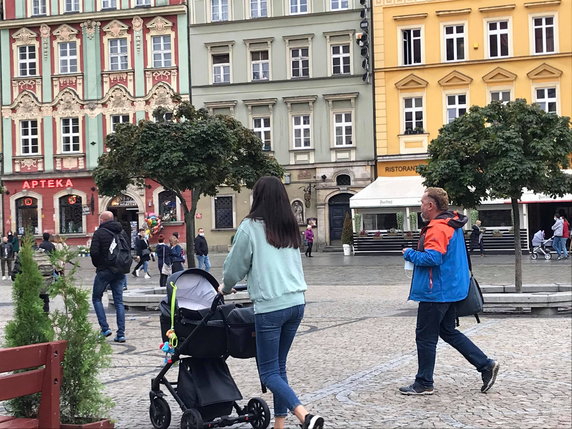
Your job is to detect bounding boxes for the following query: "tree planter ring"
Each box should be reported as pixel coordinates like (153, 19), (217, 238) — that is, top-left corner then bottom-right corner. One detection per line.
(61, 419), (114, 429)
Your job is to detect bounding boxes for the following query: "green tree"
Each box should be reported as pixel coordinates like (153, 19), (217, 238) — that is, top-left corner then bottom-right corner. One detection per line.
(341, 212), (354, 245)
(418, 99), (572, 292)
(50, 247), (113, 424)
(4, 236), (54, 417)
(93, 100), (283, 265)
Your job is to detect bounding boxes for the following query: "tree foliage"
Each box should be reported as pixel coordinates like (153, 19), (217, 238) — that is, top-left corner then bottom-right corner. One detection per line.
(341, 212), (354, 245)
(418, 99), (572, 207)
(418, 99), (572, 291)
(93, 100), (283, 264)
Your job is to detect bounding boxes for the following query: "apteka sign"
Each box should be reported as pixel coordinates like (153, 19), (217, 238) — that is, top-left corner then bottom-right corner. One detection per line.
(22, 179), (74, 189)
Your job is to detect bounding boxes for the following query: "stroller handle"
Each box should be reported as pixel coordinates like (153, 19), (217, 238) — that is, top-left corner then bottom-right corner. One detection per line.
(212, 284), (247, 310)
(234, 283), (248, 292)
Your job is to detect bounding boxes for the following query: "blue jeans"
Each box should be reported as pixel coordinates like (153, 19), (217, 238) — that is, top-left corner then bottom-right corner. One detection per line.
(92, 269), (126, 337)
(255, 304), (305, 417)
(415, 301), (492, 388)
(196, 255), (211, 272)
(552, 236), (567, 257)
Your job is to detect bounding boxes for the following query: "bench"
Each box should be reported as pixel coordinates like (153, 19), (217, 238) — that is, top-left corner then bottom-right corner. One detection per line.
(0, 341), (67, 428)
(482, 284), (572, 315)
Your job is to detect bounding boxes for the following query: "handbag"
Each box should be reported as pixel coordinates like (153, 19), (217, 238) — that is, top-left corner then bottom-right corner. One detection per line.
(161, 246), (172, 276)
(455, 243), (484, 323)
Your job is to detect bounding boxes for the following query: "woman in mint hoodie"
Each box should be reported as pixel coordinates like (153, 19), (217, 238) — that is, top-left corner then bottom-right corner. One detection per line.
(219, 176), (324, 429)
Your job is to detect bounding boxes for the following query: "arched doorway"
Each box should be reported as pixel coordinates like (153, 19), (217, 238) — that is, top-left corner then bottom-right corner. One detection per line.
(107, 193), (139, 247)
(329, 193), (352, 243)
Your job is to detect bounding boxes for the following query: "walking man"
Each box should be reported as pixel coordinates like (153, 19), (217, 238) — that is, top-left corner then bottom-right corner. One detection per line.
(1, 236), (14, 280)
(194, 228), (211, 272)
(551, 214), (565, 260)
(400, 187), (499, 395)
(90, 211), (128, 342)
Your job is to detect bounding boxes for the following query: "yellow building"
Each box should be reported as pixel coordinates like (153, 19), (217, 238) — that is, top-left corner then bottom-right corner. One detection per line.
(350, 0), (571, 251)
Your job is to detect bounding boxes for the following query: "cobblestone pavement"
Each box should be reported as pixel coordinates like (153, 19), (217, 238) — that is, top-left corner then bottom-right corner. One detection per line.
(1, 254), (571, 428)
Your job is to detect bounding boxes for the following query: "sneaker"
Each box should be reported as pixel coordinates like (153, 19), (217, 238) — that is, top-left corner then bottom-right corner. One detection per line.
(101, 329), (112, 338)
(2, 276), (5, 280)
(301, 414), (324, 429)
(144, 273), (151, 279)
(399, 383), (434, 395)
(132, 270), (138, 277)
(113, 336), (126, 343)
(481, 361), (500, 393)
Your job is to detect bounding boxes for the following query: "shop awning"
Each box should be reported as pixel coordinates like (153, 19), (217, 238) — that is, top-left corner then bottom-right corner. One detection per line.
(350, 176), (424, 208)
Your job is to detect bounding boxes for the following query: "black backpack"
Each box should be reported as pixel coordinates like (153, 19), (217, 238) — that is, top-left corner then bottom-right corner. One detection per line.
(103, 229), (133, 274)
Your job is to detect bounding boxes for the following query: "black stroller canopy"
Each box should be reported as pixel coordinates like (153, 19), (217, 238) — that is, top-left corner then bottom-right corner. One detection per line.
(166, 268), (219, 311)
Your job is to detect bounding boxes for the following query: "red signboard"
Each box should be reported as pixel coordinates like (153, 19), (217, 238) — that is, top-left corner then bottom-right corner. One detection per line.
(22, 179), (74, 189)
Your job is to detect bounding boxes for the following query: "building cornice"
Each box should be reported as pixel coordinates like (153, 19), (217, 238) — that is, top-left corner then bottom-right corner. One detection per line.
(0, 5), (186, 29)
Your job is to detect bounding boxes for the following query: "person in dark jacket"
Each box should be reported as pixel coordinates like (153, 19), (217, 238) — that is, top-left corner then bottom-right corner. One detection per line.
(1, 236), (14, 280)
(194, 228), (210, 272)
(156, 235), (171, 287)
(169, 235), (185, 273)
(469, 220), (485, 256)
(90, 211), (128, 342)
(8, 232), (19, 256)
(400, 187), (498, 396)
(132, 228), (151, 278)
(38, 232), (56, 254)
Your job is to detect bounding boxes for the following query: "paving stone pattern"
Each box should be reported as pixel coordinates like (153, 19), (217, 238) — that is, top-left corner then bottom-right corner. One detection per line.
(0, 254), (570, 428)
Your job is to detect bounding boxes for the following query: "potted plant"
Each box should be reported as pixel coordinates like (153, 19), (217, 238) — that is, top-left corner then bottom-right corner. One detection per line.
(373, 231), (382, 240)
(50, 247), (114, 428)
(341, 212), (354, 256)
(396, 212), (404, 232)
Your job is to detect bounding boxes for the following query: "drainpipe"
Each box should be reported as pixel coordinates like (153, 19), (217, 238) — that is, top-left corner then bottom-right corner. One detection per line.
(184, 0), (192, 104)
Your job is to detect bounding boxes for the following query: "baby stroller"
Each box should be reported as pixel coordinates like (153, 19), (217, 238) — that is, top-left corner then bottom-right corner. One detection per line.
(150, 269), (270, 429)
(530, 238), (554, 260)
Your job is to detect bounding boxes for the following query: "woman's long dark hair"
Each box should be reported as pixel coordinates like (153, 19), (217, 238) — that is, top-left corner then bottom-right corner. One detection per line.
(246, 176), (301, 249)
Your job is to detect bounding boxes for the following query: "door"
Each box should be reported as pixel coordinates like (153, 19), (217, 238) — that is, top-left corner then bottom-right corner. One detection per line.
(329, 193), (352, 242)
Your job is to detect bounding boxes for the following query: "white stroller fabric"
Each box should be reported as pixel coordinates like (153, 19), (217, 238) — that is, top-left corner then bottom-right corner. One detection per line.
(175, 272), (217, 310)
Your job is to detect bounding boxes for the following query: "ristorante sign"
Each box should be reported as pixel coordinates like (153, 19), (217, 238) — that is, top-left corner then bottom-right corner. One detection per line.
(22, 179), (74, 189)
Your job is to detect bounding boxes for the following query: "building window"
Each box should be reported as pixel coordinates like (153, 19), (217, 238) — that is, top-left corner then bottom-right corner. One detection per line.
(212, 53), (230, 83)
(334, 112), (352, 146)
(64, 0), (80, 12)
(109, 38), (128, 70)
(32, 0), (47, 15)
(253, 117), (271, 151)
(290, 0), (308, 15)
(158, 190), (178, 222)
(533, 16), (555, 54)
(251, 50), (269, 81)
(293, 115), (311, 148)
(250, 0), (267, 18)
(444, 24), (465, 61)
(16, 197), (39, 236)
(331, 0), (348, 10)
(446, 94), (467, 124)
(490, 90), (511, 104)
(61, 118), (80, 153)
(488, 20), (509, 58)
(111, 114), (130, 132)
(59, 195), (83, 233)
(214, 196), (233, 229)
(136, 0), (151, 6)
(402, 28), (422, 65)
(59, 42), (78, 74)
(291, 47), (309, 78)
(332, 44), (350, 75)
(152, 35), (172, 68)
(535, 87), (557, 113)
(336, 174), (351, 186)
(403, 97), (423, 132)
(211, 0), (229, 21)
(20, 120), (39, 155)
(102, 0), (117, 8)
(18, 46), (37, 77)
(363, 213), (397, 231)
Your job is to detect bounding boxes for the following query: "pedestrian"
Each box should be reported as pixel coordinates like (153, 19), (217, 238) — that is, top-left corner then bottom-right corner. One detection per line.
(52, 234), (68, 277)
(8, 232), (19, 256)
(469, 219), (485, 256)
(1, 236), (15, 280)
(400, 187), (499, 395)
(156, 235), (171, 287)
(219, 176), (324, 429)
(169, 235), (185, 273)
(89, 211), (128, 342)
(551, 213), (565, 260)
(304, 224), (314, 257)
(132, 228), (151, 278)
(38, 232), (56, 254)
(558, 212), (570, 259)
(194, 228), (211, 272)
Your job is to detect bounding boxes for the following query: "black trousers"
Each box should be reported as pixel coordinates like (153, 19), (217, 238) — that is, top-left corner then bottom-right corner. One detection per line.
(305, 242), (313, 256)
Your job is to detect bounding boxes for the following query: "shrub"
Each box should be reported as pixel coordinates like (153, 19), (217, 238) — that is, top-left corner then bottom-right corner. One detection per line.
(341, 212), (353, 245)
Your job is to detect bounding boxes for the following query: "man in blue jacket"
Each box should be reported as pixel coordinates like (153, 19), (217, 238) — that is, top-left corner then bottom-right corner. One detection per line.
(400, 187), (499, 395)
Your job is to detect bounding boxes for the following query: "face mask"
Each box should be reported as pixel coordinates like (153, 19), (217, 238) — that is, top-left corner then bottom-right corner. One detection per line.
(199, 233), (205, 236)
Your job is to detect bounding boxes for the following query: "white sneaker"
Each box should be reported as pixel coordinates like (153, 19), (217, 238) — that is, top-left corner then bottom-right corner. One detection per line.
(1, 276), (5, 280)
(144, 273), (151, 279)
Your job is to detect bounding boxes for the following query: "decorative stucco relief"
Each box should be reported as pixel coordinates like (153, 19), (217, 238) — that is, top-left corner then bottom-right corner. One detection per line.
(81, 20), (101, 40)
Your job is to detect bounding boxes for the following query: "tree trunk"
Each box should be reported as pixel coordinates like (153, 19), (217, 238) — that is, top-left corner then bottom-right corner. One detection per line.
(176, 190), (197, 269)
(512, 197), (523, 293)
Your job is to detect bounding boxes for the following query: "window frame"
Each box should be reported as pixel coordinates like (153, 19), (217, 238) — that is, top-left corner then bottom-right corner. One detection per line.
(252, 116), (272, 151)
(330, 0), (349, 11)
(211, 0), (230, 22)
(152, 35), (172, 68)
(533, 86), (558, 114)
(292, 114), (312, 149)
(250, 49), (270, 81)
(333, 111), (353, 147)
(110, 114), (131, 133)
(399, 25), (424, 66)
(290, 47), (310, 79)
(59, 41), (78, 74)
(331, 43), (351, 75)
(530, 14), (558, 55)
(31, 0), (48, 16)
(212, 53), (231, 84)
(485, 18), (512, 59)
(108, 38), (129, 71)
(250, 0), (268, 18)
(489, 89), (511, 104)
(63, 0), (80, 13)
(18, 45), (38, 77)
(442, 22), (466, 62)
(212, 195), (236, 230)
(61, 117), (81, 153)
(401, 95), (424, 133)
(20, 119), (40, 155)
(289, 0), (309, 15)
(101, 0), (118, 9)
(444, 93), (468, 124)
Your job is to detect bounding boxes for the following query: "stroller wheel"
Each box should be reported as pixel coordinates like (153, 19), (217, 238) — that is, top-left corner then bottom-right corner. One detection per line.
(247, 397), (271, 429)
(180, 409), (203, 429)
(149, 396), (171, 429)
(530, 253), (538, 260)
(544, 253), (552, 260)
